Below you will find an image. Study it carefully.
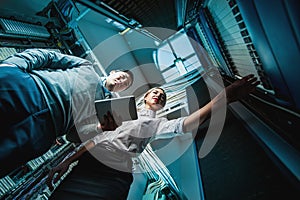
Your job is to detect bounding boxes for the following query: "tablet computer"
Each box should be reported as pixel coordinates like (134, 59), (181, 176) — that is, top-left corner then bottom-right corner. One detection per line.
(95, 95), (138, 125)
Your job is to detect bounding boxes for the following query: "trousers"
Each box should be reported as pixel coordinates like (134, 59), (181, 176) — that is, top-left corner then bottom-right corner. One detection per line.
(50, 152), (133, 200)
(0, 66), (55, 177)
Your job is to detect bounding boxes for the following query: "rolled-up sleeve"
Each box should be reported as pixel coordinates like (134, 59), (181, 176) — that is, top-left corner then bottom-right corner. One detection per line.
(91, 130), (114, 146)
(91, 133), (103, 145)
(155, 117), (187, 135)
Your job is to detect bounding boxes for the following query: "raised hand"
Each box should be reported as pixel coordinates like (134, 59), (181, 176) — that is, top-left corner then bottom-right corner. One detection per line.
(225, 74), (260, 103)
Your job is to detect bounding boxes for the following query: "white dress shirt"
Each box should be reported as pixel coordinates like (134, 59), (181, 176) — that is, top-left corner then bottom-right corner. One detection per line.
(89, 108), (187, 172)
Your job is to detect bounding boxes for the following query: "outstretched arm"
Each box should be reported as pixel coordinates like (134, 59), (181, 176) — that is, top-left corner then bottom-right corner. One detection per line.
(1, 49), (91, 71)
(46, 140), (95, 190)
(182, 74), (259, 132)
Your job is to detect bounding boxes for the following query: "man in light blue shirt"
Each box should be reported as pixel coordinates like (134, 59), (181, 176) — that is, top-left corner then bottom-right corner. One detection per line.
(0, 49), (133, 177)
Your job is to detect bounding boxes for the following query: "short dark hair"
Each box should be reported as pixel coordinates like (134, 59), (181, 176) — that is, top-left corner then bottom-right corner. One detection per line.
(122, 69), (134, 88)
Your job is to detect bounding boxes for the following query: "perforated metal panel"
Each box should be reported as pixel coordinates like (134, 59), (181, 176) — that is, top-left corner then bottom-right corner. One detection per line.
(0, 18), (50, 38)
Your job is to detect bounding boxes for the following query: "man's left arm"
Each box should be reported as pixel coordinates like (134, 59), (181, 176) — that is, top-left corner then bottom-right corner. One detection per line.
(0, 48), (91, 71)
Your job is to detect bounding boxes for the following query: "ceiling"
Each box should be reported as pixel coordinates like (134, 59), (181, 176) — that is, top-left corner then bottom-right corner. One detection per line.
(0, 0), (203, 41)
(76, 0), (203, 40)
(101, 0), (177, 30)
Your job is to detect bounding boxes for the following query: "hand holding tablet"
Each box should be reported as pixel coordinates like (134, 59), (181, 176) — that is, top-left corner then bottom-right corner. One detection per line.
(95, 96), (138, 127)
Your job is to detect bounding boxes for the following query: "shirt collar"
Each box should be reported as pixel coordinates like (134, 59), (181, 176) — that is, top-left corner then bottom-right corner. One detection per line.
(101, 77), (107, 86)
(138, 108), (156, 118)
(101, 77), (112, 99)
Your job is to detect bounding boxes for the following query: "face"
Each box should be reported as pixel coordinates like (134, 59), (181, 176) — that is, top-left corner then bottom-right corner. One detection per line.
(144, 88), (166, 111)
(105, 71), (132, 92)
